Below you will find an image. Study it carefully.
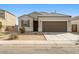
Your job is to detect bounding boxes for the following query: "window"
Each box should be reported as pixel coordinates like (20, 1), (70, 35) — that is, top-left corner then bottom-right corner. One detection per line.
(24, 20), (30, 27)
(21, 20), (30, 27)
(0, 11), (5, 18)
(0, 13), (5, 18)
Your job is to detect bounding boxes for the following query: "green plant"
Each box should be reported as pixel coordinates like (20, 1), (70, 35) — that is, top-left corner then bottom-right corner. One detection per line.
(0, 22), (2, 30)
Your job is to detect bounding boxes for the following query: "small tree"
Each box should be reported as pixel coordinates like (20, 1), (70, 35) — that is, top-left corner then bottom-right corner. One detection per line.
(0, 22), (2, 30)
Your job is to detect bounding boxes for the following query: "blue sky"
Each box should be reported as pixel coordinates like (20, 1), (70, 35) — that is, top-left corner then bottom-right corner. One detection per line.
(0, 4), (79, 24)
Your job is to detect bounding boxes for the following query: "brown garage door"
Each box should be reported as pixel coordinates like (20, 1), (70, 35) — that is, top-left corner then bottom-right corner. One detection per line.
(42, 21), (67, 32)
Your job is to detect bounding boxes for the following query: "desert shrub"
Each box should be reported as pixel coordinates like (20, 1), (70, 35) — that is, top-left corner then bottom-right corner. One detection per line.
(8, 33), (18, 40)
(19, 26), (25, 33)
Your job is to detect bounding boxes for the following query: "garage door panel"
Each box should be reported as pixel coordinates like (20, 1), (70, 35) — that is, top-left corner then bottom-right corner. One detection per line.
(42, 21), (67, 32)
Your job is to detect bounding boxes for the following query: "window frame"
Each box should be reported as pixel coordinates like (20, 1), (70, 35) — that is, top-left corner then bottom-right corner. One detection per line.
(21, 20), (30, 27)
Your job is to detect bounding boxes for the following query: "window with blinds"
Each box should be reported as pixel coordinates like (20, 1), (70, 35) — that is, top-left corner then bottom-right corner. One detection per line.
(21, 20), (30, 27)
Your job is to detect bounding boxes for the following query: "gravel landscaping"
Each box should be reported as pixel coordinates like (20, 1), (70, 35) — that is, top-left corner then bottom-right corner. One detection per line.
(0, 32), (46, 40)
(14, 32), (46, 40)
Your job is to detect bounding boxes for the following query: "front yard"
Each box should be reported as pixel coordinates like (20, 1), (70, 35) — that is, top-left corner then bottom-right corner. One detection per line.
(17, 32), (46, 40)
(1, 32), (79, 42)
(0, 32), (46, 40)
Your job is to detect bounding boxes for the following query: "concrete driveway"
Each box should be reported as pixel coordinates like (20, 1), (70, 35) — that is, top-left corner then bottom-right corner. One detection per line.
(43, 32), (79, 44)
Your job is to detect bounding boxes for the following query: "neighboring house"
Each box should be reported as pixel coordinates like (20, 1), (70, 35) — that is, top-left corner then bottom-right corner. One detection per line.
(0, 9), (16, 32)
(18, 12), (71, 32)
(71, 16), (79, 32)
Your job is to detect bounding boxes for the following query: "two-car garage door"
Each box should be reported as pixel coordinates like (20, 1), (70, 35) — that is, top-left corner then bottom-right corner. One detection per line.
(42, 21), (67, 32)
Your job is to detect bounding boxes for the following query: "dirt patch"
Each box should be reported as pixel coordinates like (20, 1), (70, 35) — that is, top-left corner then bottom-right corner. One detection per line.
(17, 32), (46, 40)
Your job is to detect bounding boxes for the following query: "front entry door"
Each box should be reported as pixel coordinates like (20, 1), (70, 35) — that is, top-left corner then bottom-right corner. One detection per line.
(33, 21), (38, 32)
(72, 24), (77, 32)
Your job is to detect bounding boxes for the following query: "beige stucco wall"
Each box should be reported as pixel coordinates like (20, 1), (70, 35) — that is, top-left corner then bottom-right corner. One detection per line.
(18, 16), (33, 32)
(71, 19), (79, 32)
(0, 18), (6, 32)
(38, 16), (71, 32)
(0, 11), (16, 32)
(5, 12), (16, 26)
(29, 12), (41, 21)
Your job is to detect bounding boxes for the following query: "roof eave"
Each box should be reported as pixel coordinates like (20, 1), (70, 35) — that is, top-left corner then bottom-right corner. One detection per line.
(37, 15), (71, 17)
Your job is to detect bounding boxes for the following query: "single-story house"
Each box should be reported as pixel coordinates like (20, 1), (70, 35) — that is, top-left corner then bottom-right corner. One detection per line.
(0, 9), (16, 32)
(18, 12), (71, 32)
(71, 16), (79, 32)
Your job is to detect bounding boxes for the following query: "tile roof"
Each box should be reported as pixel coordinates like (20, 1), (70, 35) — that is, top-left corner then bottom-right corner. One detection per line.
(19, 12), (71, 19)
(38, 12), (71, 17)
(71, 16), (79, 21)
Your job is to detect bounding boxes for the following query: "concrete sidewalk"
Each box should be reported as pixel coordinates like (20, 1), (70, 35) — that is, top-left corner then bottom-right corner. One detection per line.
(0, 40), (78, 54)
(0, 41), (78, 54)
(0, 40), (75, 45)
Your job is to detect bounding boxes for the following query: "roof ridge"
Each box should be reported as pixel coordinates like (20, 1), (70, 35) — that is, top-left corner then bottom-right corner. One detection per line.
(0, 9), (16, 17)
(51, 12), (71, 16)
